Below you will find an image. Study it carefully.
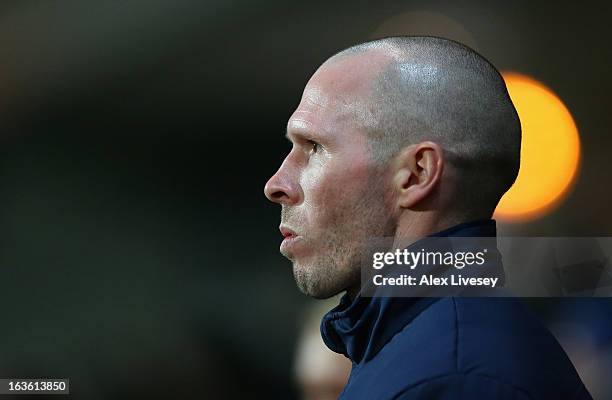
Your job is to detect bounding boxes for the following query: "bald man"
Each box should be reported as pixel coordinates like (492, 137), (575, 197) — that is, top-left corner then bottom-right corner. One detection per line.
(265, 37), (592, 399)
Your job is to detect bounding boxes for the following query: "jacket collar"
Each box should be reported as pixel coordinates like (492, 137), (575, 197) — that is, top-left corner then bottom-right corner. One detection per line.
(320, 219), (499, 364)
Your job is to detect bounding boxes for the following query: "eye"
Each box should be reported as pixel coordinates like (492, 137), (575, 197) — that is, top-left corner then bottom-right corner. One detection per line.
(307, 140), (320, 154)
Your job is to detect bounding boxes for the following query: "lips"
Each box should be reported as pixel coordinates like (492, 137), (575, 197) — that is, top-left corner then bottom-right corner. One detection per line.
(280, 226), (297, 238)
(279, 225), (302, 254)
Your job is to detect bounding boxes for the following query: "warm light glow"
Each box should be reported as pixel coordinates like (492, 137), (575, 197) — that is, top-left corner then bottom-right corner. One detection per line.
(494, 72), (580, 222)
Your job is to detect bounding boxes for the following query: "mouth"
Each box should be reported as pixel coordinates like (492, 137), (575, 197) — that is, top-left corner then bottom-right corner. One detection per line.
(280, 226), (298, 239)
(279, 225), (302, 254)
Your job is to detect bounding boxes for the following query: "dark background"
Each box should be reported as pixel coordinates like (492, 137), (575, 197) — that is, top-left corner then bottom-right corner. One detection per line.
(0, 0), (610, 399)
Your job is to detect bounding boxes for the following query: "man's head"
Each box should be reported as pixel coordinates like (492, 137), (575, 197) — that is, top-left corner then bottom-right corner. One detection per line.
(264, 36), (521, 299)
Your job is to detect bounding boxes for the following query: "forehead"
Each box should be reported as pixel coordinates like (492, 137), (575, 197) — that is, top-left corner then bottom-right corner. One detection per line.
(287, 50), (392, 141)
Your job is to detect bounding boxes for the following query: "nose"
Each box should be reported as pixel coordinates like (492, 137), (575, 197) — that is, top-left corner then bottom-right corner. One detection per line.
(264, 160), (302, 206)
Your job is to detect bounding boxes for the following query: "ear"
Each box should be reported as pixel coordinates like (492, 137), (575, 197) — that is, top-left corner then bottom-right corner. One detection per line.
(393, 141), (444, 209)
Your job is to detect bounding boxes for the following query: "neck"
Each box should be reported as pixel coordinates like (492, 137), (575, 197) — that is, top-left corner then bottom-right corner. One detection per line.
(346, 285), (361, 300)
(391, 211), (464, 250)
(344, 212), (472, 301)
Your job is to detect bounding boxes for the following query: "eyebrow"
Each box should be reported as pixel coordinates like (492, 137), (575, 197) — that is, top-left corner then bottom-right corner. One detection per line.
(285, 127), (321, 144)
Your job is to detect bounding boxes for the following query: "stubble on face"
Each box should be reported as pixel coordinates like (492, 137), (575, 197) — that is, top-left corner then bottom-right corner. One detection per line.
(282, 169), (396, 299)
(277, 50), (399, 299)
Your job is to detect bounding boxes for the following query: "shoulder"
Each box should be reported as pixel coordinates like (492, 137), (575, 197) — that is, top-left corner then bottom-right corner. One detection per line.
(394, 373), (533, 400)
(393, 371), (592, 400)
(451, 297), (579, 380)
(369, 298), (590, 399)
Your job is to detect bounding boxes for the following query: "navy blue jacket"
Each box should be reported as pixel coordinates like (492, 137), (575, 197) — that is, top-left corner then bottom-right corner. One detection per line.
(321, 220), (592, 399)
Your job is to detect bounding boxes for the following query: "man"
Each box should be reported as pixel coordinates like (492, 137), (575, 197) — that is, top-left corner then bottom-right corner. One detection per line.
(264, 36), (592, 399)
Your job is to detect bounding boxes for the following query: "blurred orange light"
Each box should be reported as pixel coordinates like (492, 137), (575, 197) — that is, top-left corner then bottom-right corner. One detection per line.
(494, 72), (581, 222)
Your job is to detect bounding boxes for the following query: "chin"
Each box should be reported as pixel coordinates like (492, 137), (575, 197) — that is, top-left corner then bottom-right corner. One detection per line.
(293, 262), (352, 299)
(299, 285), (341, 300)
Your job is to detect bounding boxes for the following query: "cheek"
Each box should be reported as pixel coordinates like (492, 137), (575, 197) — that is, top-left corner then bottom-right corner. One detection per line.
(301, 160), (372, 226)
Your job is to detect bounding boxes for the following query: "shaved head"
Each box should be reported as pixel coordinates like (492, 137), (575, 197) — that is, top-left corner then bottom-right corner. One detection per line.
(265, 36), (521, 298)
(327, 36), (521, 217)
